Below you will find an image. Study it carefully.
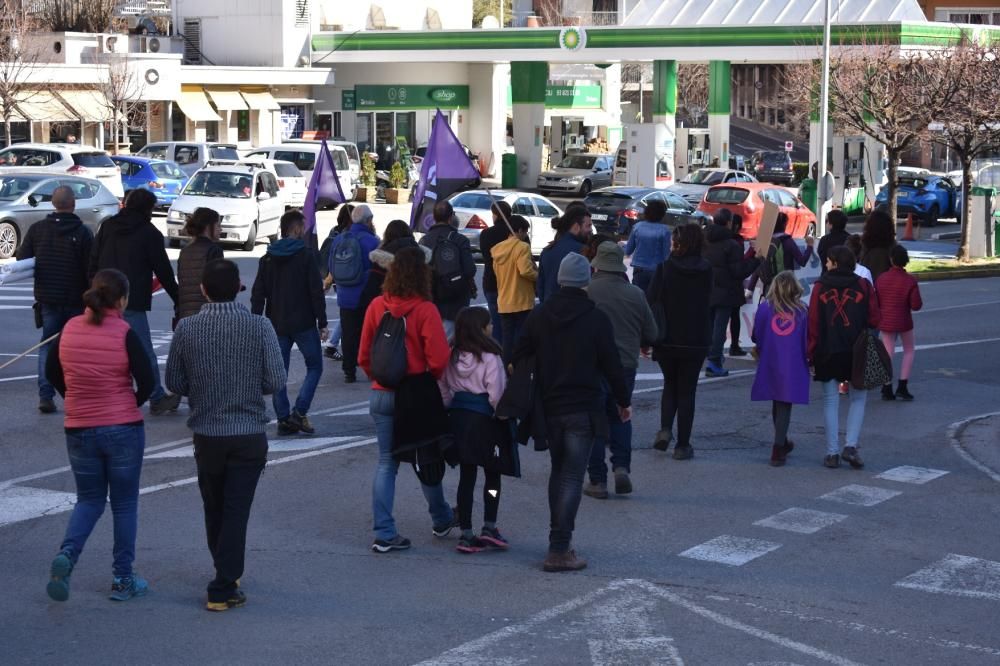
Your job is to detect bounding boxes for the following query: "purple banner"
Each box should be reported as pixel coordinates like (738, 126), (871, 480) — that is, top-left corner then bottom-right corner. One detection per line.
(409, 109), (481, 232)
(303, 139), (347, 245)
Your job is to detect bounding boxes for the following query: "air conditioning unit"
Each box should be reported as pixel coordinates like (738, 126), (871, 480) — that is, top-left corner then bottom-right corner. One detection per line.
(138, 36), (162, 53)
(98, 34), (128, 54)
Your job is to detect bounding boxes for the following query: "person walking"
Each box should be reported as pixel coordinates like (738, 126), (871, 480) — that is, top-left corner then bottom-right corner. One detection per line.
(327, 204), (380, 383)
(358, 247), (457, 553)
(438, 307), (514, 554)
(420, 200), (477, 339)
(478, 201), (513, 345)
(512, 252), (631, 572)
(623, 199), (672, 293)
(808, 246), (881, 469)
(15, 185), (92, 414)
(491, 214), (537, 364)
(751, 271), (810, 467)
(176, 208), (223, 321)
(583, 242), (657, 498)
(536, 204), (592, 303)
(44, 269), (153, 602)
(647, 223), (713, 460)
(860, 210), (896, 283)
(846, 235), (874, 286)
(320, 203), (354, 361)
(166, 259), (286, 611)
(89, 189), (181, 415)
(250, 210), (328, 435)
(817, 209), (850, 273)
(360, 219), (430, 313)
(751, 212), (815, 297)
(876, 245), (922, 401)
(703, 210), (760, 377)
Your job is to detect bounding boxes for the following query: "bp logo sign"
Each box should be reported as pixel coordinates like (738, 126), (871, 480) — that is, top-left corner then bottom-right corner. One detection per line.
(431, 89), (458, 104)
(559, 26), (586, 51)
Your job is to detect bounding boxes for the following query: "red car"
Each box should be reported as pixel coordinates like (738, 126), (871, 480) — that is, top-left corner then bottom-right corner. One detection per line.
(697, 183), (816, 240)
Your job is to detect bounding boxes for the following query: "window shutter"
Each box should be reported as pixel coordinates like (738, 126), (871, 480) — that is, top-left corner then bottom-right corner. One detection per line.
(183, 18), (202, 65)
(295, 0), (310, 27)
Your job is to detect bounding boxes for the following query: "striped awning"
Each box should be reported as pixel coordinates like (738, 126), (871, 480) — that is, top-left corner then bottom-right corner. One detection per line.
(176, 88), (222, 122)
(14, 91), (75, 122)
(241, 90), (281, 111)
(56, 90), (113, 122)
(205, 89), (249, 111)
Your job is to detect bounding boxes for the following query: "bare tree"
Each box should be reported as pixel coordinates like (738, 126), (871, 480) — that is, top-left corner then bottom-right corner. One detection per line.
(0, 7), (43, 147)
(676, 63), (708, 127)
(97, 56), (144, 154)
(37, 0), (118, 33)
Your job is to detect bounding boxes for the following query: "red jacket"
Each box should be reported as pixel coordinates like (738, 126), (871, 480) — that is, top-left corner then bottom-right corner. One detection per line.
(875, 267), (922, 332)
(359, 294), (450, 390)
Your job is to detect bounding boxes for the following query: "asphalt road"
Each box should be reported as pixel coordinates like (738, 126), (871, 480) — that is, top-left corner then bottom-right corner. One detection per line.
(1, 223), (999, 664)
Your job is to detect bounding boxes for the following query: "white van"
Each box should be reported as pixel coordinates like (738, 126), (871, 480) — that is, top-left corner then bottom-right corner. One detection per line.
(246, 144), (354, 199)
(282, 139), (361, 192)
(612, 141), (627, 186)
(135, 142), (239, 177)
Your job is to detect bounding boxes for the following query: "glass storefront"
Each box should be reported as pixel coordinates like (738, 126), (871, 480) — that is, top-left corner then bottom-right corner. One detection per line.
(356, 111), (416, 168)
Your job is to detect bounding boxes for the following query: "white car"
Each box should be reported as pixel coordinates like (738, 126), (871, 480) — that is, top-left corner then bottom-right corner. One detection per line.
(236, 158), (306, 208)
(246, 144), (354, 200)
(449, 189), (563, 257)
(0, 143), (125, 198)
(136, 141), (240, 177)
(166, 164), (284, 251)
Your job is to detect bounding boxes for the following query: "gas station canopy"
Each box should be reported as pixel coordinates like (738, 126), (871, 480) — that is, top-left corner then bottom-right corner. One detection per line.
(622, 0), (927, 26)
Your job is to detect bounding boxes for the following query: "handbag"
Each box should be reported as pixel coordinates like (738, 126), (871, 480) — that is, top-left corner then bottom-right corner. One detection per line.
(851, 329), (892, 390)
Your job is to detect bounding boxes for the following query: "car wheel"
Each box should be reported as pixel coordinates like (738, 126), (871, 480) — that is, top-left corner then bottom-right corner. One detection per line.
(0, 221), (18, 260)
(925, 204), (939, 228)
(241, 221), (258, 252)
(580, 180), (592, 196)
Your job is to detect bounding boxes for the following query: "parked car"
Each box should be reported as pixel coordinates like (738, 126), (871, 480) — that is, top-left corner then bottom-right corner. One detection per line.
(668, 168), (757, 207)
(0, 172), (121, 259)
(448, 189), (563, 257)
(697, 183), (816, 240)
(246, 144), (354, 200)
(110, 155), (188, 209)
(748, 150), (794, 185)
(285, 138), (362, 191)
(875, 174), (958, 226)
(165, 164), (283, 251)
(236, 158), (306, 208)
(413, 142), (478, 165)
(536, 153), (614, 196)
(135, 141), (240, 177)
(583, 186), (711, 237)
(0, 143), (125, 198)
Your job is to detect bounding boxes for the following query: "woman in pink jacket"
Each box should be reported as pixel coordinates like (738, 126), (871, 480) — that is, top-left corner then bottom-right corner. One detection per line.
(876, 245), (923, 401)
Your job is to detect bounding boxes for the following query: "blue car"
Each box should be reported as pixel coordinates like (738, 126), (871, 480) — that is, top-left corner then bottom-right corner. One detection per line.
(110, 156), (188, 209)
(875, 174), (957, 227)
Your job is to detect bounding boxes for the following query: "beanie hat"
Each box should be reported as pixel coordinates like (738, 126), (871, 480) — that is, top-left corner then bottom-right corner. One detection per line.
(557, 252), (592, 288)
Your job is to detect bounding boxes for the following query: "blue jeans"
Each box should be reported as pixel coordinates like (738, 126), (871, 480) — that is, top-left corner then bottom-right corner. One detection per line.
(484, 291), (502, 345)
(325, 320), (342, 347)
(822, 380), (868, 455)
(60, 424), (145, 577)
(38, 304), (82, 400)
(546, 412), (595, 553)
(123, 309), (164, 401)
(369, 389), (453, 541)
(588, 367), (637, 483)
(273, 327), (323, 419)
(708, 305), (731, 366)
(632, 267), (654, 293)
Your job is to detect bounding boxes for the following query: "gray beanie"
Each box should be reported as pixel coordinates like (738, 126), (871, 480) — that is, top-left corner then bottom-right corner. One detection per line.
(557, 252), (592, 288)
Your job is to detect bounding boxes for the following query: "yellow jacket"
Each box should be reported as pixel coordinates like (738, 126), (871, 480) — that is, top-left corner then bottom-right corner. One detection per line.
(492, 235), (538, 313)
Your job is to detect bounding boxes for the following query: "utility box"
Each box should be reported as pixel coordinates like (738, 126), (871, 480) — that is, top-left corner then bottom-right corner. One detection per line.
(969, 186), (996, 258)
(620, 123), (674, 189)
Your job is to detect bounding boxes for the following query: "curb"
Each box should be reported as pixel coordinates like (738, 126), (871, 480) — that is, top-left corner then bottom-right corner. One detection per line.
(915, 268), (1000, 282)
(927, 231), (961, 241)
(947, 412), (1000, 484)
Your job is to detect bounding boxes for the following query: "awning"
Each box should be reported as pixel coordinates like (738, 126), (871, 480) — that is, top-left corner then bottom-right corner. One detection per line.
(241, 90), (281, 111)
(205, 89), (248, 111)
(176, 89), (222, 122)
(56, 90), (112, 122)
(14, 91), (75, 122)
(273, 98), (317, 105)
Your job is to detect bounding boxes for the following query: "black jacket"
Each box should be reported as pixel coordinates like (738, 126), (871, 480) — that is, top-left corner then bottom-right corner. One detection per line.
(703, 224), (760, 308)
(817, 228), (850, 272)
(647, 254), (713, 359)
(16, 213), (92, 307)
(176, 237), (224, 319)
(512, 287), (629, 418)
(419, 222), (477, 321)
(89, 209), (178, 311)
(479, 223), (511, 293)
(250, 239), (327, 336)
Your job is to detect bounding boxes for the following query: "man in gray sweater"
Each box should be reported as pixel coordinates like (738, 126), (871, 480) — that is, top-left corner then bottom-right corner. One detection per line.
(166, 259), (286, 612)
(585, 242), (658, 498)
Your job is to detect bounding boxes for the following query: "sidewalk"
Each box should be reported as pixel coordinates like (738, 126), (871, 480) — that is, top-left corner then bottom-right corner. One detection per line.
(954, 413), (1000, 483)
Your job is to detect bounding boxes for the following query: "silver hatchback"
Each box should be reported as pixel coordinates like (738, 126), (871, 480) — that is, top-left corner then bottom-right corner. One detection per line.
(0, 172), (121, 259)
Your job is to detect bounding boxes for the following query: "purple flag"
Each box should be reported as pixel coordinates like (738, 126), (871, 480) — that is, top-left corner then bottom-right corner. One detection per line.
(303, 139), (347, 246)
(409, 110), (481, 231)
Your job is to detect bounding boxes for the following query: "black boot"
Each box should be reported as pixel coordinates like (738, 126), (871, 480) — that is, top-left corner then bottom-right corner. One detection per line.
(881, 384), (896, 401)
(896, 380), (914, 401)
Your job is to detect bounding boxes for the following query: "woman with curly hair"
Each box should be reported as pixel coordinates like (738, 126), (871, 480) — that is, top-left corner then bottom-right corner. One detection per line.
(860, 210), (897, 283)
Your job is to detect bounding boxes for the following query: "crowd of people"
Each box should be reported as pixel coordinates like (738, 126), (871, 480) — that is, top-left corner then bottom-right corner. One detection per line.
(14, 187), (922, 607)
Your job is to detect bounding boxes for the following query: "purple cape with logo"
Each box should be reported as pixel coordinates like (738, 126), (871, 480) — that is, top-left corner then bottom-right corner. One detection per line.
(750, 301), (810, 405)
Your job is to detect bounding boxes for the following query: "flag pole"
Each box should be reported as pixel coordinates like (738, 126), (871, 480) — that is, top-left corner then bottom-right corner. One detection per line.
(482, 186), (517, 236)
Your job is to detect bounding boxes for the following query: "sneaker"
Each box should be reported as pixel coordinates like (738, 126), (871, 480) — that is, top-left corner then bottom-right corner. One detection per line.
(46, 552), (73, 602)
(324, 346), (343, 361)
(613, 468), (633, 495)
(277, 418), (299, 436)
(841, 446), (864, 469)
(824, 454), (841, 468)
(782, 439), (795, 455)
(108, 574), (149, 601)
(456, 535), (486, 554)
(150, 393), (182, 415)
(205, 589), (247, 612)
(542, 550), (588, 572)
(289, 409), (315, 435)
(770, 444), (787, 467)
(704, 362), (729, 378)
(672, 445), (694, 460)
(881, 384), (897, 401)
(583, 481), (609, 499)
(371, 535), (411, 553)
(653, 429), (673, 451)
(38, 398), (56, 414)
(432, 507), (460, 538)
(729, 346), (749, 357)
(838, 382), (850, 395)
(344, 373), (357, 384)
(479, 526), (510, 550)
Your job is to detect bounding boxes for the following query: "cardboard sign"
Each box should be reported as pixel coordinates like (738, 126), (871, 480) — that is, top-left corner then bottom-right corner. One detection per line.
(755, 200), (781, 253)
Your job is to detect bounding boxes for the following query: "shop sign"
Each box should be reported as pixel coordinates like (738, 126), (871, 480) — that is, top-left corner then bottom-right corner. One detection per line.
(342, 89), (356, 111)
(353, 85), (470, 110)
(506, 84), (603, 109)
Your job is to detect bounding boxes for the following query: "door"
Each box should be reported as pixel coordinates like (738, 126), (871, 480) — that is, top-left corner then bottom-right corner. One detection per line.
(773, 189), (806, 235)
(15, 179), (59, 233)
(512, 196), (541, 254)
(61, 180), (102, 227)
(256, 172), (283, 237)
(594, 156), (613, 188)
(173, 144), (201, 176)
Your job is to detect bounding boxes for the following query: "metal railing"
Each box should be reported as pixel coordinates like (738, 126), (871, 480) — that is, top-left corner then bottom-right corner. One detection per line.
(508, 9), (621, 27)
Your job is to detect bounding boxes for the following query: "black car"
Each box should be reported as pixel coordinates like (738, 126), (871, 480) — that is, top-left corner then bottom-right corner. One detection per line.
(748, 150), (794, 185)
(583, 186), (712, 237)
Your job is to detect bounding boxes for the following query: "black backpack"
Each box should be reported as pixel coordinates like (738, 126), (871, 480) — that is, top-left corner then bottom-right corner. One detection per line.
(369, 310), (408, 388)
(430, 231), (467, 302)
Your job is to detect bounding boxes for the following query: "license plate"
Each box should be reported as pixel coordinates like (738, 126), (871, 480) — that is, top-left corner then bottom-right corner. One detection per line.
(899, 192), (909, 198)
(591, 214), (608, 221)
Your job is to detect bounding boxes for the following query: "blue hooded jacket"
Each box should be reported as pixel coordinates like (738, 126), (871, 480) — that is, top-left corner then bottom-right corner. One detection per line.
(328, 223), (380, 309)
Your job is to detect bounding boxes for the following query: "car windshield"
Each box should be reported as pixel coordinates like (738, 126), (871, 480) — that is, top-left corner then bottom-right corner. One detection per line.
(139, 145), (169, 160)
(209, 146), (239, 160)
(899, 177), (929, 189)
(72, 152), (115, 168)
(558, 155), (597, 169)
(0, 176), (45, 200)
(183, 171), (253, 198)
(150, 162), (186, 180)
(761, 152), (790, 167)
(705, 187), (749, 204)
(274, 163), (302, 178)
(682, 170), (724, 185)
(331, 151), (349, 171)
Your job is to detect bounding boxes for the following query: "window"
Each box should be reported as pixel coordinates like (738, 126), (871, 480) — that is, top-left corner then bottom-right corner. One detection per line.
(615, 150), (626, 169)
(184, 171), (252, 198)
(174, 145), (200, 165)
(274, 163), (302, 178)
(183, 18), (202, 65)
(209, 146), (239, 160)
(705, 187), (749, 204)
(513, 197), (534, 215)
(294, 0), (310, 26)
(775, 189), (798, 207)
(236, 110), (250, 143)
(0, 148), (59, 167)
(62, 180), (99, 200)
(274, 150), (316, 172)
(356, 112), (373, 153)
(71, 152), (115, 168)
(260, 173), (280, 197)
(532, 197), (558, 217)
(151, 162), (186, 180)
(664, 192), (689, 210)
(139, 144), (169, 160)
(0, 176), (45, 200)
(32, 179), (61, 202)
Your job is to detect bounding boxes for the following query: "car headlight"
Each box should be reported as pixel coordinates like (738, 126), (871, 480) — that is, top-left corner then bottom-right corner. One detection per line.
(567, 177), (582, 184)
(221, 214), (250, 227)
(167, 209), (185, 222)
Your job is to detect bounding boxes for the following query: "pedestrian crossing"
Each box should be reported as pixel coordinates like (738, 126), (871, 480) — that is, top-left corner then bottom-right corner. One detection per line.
(0, 285), (33, 310)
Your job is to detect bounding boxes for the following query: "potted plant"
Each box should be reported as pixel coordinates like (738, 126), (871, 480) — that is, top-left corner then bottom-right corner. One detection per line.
(357, 152), (377, 202)
(385, 161), (410, 204)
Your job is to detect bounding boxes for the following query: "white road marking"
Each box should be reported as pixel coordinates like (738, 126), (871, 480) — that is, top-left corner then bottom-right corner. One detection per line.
(907, 336), (1000, 352)
(0, 374), (35, 383)
(895, 554), (1000, 601)
(918, 299), (1000, 314)
(0, 295), (36, 300)
(632, 369), (755, 395)
(678, 535), (782, 566)
(875, 466), (949, 485)
(0, 486), (77, 527)
(753, 508), (849, 534)
(0, 305), (31, 309)
(145, 436), (362, 459)
(0, 353), (37, 357)
(947, 411), (1000, 484)
(319, 408), (369, 416)
(818, 484), (902, 507)
(310, 400), (371, 416)
(588, 637), (683, 666)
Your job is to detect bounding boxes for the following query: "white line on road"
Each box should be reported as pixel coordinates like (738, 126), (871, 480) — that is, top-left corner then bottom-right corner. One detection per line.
(753, 508), (849, 535)
(818, 484), (902, 507)
(0, 374), (34, 383)
(632, 369), (755, 395)
(875, 466), (949, 485)
(678, 536), (782, 566)
(918, 299), (1000, 314)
